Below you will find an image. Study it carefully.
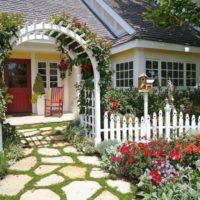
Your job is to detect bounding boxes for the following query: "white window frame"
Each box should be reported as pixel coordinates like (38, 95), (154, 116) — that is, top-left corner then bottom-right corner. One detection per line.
(145, 58), (198, 89)
(37, 60), (59, 89)
(113, 59), (134, 89)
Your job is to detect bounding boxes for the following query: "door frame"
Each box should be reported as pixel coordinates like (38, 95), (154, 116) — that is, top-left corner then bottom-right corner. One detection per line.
(4, 59), (32, 114)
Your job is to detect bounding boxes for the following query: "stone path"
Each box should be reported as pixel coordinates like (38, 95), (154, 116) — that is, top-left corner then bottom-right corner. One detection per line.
(0, 124), (134, 199)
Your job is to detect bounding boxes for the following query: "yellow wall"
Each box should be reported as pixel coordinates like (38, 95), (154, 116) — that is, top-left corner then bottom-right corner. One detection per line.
(110, 49), (134, 62)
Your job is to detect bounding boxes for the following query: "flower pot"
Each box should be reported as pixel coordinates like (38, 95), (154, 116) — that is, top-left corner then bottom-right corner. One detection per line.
(37, 94), (45, 115)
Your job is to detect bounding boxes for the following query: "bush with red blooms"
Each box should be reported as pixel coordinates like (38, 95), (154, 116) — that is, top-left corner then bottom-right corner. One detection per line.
(108, 96), (120, 111)
(110, 134), (200, 185)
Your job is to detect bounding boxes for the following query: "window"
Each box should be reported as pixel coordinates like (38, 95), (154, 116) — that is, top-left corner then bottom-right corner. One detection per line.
(145, 60), (197, 88)
(186, 63), (196, 86)
(161, 62), (184, 86)
(38, 61), (58, 88)
(115, 61), (133, 88)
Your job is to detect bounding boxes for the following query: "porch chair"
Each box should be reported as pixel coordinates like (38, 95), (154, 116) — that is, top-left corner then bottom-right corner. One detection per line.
(45, 86), (64, 117)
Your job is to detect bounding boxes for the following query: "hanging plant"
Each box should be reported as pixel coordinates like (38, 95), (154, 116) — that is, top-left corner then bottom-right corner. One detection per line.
(58, 59), (69, 79)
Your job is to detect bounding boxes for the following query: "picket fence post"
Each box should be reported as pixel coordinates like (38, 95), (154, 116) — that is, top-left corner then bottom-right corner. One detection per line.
(165, 103), (171, 141)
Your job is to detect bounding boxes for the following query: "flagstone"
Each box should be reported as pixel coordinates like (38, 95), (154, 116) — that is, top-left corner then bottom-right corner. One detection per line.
(0, 175), (32, 196)
(34, 165), (60, 175)
(42, 156), (74, 164)
(9, 156), (37, 171)
(62, 181), (101, 200)
(23, 148), (33, 156)
(59, 166), (86, 179)
(38, 148), (60, 156)
(63, 146), (78, 154)
(106, 180), (131, 194)
(23, 131), (40, 137)
(54, 126), (66, 131)
(78, 156), (101, 166)
(35, 174), (64, 186)
(18, 128), (37, 133)
(90, 168), (109, 178)
(50, 135), (65, 141)
(41, 130), (54, 136)
(94, 191), (119, 200)
(20, 189), (60, 200)
(52, 141), (68, 147)
(40, 127), (52, 131)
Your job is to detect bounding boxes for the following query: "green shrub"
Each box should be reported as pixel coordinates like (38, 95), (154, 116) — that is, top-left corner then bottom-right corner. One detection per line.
(4, 144), (23, 161)
(33, 73), (45, 95)
(96, 140), (120, 156)
(76, 138), (96, 155)
(0, 153), (8, 179)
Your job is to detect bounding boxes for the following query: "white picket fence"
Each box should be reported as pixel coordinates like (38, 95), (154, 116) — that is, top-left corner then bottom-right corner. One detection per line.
(100, 103), (200, 143)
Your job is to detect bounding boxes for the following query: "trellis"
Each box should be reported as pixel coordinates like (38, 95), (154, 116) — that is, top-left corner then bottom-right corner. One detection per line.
(0, 21), (101, 150)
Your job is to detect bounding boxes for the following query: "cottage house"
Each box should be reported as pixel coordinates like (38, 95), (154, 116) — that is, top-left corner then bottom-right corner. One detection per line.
(0, 0), (200, 117)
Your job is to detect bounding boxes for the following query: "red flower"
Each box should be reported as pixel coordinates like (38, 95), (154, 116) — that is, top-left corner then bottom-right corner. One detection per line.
(81, 64), (91, 72)
(120, 145), (130, 154)
(186, 143), (196, 154)
(112, 101), (119, 110)
(109, 96), (114, 102)
(169, 151), (182, 160)
(176, 144), (182, 151)
(196, 134), (200, 140)
(75, 20), (86, 28)
(112, 156), (121, 163)
(127, 158), (134, 164)
(150, 170), (162, 186)
(194, 146), (200, 154)
(156, 150), (163, 158)
(138, 143), (146, 149)
(58, 60), (68, 70)
(143, 149), (151, 158)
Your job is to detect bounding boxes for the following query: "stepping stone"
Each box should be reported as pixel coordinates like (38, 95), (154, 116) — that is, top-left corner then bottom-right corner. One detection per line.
(41, 131), (54, 136)
(21, 139), (28, 144)
(42, 156), (74, 164)
(54, 126), (66, 131)
(62, 181), (101, 200)
(50, 135), (65, 141)
(40, 127), (52, 131)
(106, 180), (131, 194)
(23, 148), (33, 156)
(18, 128), (37, 133)
(35, 174), (64, 186)
(59, 166), (86, 179)
(38, 148), (60, 156)
(63, 146), (78, 154)
(78, 156), (101, 166)
(23, 131), (40, 137)
(29, 136), (43, 141)
(34, 165), (60, 175)
(9, 156), (37, 171)
(0, 175), (32, 196)
(94, 191), (119, 200)
(52, 142), (68, 147)
(90, 168), (109, 178)
(20, 189), (60, 200)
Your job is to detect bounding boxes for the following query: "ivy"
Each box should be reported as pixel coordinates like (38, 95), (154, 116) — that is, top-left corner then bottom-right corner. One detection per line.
(51, 13), (113, 115)
(0, 13), (24, 122)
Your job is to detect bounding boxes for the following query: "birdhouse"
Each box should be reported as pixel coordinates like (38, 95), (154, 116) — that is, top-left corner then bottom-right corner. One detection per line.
(138, 73), (154, 93)
(138, 73), (148, 90)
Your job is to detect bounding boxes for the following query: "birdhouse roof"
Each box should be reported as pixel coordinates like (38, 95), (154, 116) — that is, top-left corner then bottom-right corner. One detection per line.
(138, 73), (148, 78)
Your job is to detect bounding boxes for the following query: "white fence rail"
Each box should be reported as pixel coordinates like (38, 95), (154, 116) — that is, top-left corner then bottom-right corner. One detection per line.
(100, 103), (200, 143)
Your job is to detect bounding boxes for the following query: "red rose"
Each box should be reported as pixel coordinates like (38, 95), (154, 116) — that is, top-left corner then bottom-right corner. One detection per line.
(120, 145), (130, 154)
(194, 146), (200, 154)
(81, 64), (91, 72)
(112, 156), (121, 163)
(156, 150), (163, 158)
(186, 143), (196, 154)
(176, 144), (182, 151)
(127, 158), (134, 164)
(196, 134), (200, 140)
(75, 20), (86, 28)
(143, 149), (151, 158)
(169, 151), (182, 160)
(112, 101), (119, 110)
(138, 143), (146, 149)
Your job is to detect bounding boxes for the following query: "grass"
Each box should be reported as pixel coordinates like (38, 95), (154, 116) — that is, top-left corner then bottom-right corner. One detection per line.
(0, 122), (136, 200)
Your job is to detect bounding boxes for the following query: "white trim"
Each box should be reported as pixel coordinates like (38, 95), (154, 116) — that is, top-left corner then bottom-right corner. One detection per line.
(83, 0), (135, 36)
(111, 39), (200, 54)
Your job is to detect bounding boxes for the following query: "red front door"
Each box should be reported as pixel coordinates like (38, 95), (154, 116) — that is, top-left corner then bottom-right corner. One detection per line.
(4, 59), (32, 114)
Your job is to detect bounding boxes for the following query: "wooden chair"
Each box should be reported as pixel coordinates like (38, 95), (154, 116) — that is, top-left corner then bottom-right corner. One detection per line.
(45, 87), (64, 117)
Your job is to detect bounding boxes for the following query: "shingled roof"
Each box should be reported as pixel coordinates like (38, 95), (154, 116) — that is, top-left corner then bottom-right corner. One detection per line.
(0, 0), (199, 48)
(104, 0), (200, 47)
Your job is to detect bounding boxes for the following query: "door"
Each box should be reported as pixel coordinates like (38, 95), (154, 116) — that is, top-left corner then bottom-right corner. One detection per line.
(4, 59), (32, 114)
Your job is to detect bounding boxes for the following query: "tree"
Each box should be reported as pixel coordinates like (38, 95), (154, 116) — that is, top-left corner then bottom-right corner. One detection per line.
(143, 0), (200, 37)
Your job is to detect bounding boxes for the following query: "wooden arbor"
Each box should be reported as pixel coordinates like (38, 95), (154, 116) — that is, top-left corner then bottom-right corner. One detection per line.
(10, 21), (101, 145)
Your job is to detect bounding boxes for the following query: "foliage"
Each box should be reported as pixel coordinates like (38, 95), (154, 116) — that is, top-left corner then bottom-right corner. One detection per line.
(144, 0), (200, 37)
(76, 137), (96, 155)
(137, 167), (200, 200)
(0, 12), (24, 122)
(50, 13), (113, 115)
(3, 123), (23, 161)
(96, 139), (120, 156)
(0, 153), (7, 179)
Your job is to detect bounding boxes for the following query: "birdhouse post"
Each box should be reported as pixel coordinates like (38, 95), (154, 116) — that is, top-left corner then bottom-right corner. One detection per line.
(138, 73), (155, 122)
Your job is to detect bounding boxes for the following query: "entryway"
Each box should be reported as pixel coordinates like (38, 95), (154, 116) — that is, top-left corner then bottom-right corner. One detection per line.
(4, 59), (32, 114)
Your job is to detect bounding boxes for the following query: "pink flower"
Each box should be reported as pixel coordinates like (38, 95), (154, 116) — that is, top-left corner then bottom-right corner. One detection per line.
(112, 156), (121, 163)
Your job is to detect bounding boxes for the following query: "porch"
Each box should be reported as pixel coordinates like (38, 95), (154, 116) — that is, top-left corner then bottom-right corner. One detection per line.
(5, 113), (75, 126)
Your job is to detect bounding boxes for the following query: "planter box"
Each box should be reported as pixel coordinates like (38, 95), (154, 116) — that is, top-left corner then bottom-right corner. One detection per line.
(37, 95), (45, 116)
